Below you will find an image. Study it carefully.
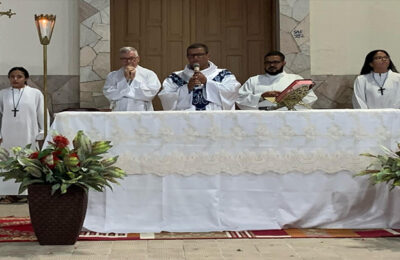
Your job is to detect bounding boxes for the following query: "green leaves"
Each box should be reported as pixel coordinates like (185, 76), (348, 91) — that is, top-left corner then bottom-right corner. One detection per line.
(0, 147), (9, 161)
(25, 166), (43, 178)
(358, 145), (400, 190)
(64, 154), (79, 168)
(51, 183), (61, 195)
(73, 130), (92, 154)
(101, 156), (118, 167)
(91, 141), (112, 155)
(0, 131), (126, 195)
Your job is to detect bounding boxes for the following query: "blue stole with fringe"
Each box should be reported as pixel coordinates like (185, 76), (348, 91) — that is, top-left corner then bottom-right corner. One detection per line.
(168, 70), (232, 110)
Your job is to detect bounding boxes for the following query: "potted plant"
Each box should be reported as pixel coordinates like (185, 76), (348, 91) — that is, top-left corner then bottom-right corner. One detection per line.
(0, 130), (126, 245)
(357, 144), (400, 189)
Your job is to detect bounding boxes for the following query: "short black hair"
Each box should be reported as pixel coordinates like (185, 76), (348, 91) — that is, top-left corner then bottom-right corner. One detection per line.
(187, 43), (209, 54)
(8, 67), (30, 78)
(264, 51), (285, 61)
(360, 49), (398, 75)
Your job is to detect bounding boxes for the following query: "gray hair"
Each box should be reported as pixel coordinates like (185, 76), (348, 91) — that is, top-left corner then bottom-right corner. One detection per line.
(119, 46), (139, 56)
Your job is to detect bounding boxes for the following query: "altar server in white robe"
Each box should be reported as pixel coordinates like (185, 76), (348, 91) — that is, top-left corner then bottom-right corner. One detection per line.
(159, 43), (241, 110)
(103, 46), (161, 111)
(236, 51), (317, 110)
(353, 49), (400, 109)
(0, 67), (46, 197)
(0, 67), (46, 150)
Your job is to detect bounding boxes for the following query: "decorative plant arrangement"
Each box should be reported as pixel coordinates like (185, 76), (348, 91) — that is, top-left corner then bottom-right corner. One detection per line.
(0, 130), (126, 194)
(357, 144), (400, 190)
(0, 130), (126, 245)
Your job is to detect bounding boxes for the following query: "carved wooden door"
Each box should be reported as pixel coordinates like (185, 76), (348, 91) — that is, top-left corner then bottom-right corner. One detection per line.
(111, 0), (276, 110)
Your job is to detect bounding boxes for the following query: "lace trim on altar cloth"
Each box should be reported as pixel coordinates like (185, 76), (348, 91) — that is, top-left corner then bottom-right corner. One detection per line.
(116, 150), (373, 176)
(51, 109), (400, 176)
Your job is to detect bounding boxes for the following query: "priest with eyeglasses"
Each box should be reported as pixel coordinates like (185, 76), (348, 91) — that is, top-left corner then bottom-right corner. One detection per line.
(159, 43), (241, 111)
(103, 46), (161, 111)
(236, 51), (317, 110)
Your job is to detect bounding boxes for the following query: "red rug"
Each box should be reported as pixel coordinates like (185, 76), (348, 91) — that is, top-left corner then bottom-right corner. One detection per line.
(1, 217), (400, 242)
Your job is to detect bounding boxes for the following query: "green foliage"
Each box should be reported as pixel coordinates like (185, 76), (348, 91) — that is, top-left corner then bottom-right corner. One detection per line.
(357, 145), (400, 190)
(0, 130), (126, 195)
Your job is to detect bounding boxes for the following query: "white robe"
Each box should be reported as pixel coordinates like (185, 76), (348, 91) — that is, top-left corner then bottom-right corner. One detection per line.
(159, 62), (241, 110)
(0, 85), (46, 195)
(103, 65), (161, 111)
(236, 71), (317, 110)
(352, 70), (400, 109)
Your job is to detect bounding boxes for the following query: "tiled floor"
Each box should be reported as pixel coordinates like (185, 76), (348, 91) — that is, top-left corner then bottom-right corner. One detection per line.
(1, 204), (400, 259)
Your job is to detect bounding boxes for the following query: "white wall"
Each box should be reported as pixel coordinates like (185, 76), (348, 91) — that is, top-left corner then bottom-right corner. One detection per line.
(0, 0), (79, 75)
(310, 0), (400, 75)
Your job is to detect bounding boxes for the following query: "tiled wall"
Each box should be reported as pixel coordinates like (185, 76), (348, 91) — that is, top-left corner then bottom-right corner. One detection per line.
(279, 0), (354, 109)
(279, 0), (311, 78)
(79, 0), (111, 109)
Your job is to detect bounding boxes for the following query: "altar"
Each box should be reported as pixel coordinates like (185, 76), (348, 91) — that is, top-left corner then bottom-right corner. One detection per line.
(47, 110), (400, 233)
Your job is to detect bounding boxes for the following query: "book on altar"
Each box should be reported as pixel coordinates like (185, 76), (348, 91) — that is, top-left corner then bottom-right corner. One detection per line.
(275, 79), (314, 103)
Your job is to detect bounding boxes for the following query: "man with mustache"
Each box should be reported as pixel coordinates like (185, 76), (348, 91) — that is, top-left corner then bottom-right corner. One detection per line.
(159, 43), (241, 111)
(236, 51), (317, 110)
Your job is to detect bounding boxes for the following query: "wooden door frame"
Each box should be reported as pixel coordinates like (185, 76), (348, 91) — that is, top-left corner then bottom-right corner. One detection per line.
(110, 0), (119, 71)
(272, 0), (279, 50)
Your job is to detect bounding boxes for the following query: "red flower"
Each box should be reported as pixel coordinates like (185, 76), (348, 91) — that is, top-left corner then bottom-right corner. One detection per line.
(69, 152), (79, 159)
(53, 149), (62, 158)
(52, 153), (60, 163)
(53, 135), (69, 148)
(29, 152), (39, 159)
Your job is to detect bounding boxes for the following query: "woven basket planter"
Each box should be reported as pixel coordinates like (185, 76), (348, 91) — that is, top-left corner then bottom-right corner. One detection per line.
(27, 184), (88, 245)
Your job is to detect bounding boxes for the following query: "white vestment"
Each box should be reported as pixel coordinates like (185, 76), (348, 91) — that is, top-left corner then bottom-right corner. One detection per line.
(159, 62), (241, 110)
(103, 65), (161, 111)
(0, 85), (46, 195)
(352, 70), (400, 109)
(236, 71), (317, 110)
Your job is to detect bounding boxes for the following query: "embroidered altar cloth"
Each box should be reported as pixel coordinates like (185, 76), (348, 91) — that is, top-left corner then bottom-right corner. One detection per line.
(50, 109), (400, 176)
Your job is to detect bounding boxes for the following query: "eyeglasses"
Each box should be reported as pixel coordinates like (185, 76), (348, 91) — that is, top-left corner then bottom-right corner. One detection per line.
(187, 53), (207, 59)
(120, 56), (139, 61)
(374, 56), (390, 61)
(264, 60), (282, 65)
(9, 75), (25, 80)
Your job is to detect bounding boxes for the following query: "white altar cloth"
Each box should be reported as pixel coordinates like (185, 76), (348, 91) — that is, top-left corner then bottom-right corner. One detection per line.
(13, 110), (400, 232)
(85, 172), (400, 232)
(46, 109), (400, 176)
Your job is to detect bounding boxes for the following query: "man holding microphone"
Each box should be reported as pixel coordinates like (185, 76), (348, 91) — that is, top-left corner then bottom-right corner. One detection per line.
(103, 47), (161, 111)
(159, 43), (241, 110)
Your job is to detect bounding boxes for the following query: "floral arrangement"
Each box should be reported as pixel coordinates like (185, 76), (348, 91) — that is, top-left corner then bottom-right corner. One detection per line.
(357, 144), (400, 190)
(0, 131), (126, 194)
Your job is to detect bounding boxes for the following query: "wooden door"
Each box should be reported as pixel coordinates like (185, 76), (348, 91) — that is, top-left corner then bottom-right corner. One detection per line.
(111, 0), (277, 110)
(193, 0), (276, 83)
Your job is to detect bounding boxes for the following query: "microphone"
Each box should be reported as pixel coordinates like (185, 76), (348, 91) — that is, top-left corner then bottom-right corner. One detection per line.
(193, 63), (200, 73)
(193, 63), (202, 90)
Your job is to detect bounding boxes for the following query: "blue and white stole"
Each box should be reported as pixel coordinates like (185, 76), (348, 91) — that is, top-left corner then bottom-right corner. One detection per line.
(167, 69), (232, 110)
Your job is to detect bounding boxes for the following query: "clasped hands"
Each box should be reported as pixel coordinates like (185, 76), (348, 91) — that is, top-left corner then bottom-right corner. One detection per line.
(188, 72), (207, 91)
(124, 66), (136, 82)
